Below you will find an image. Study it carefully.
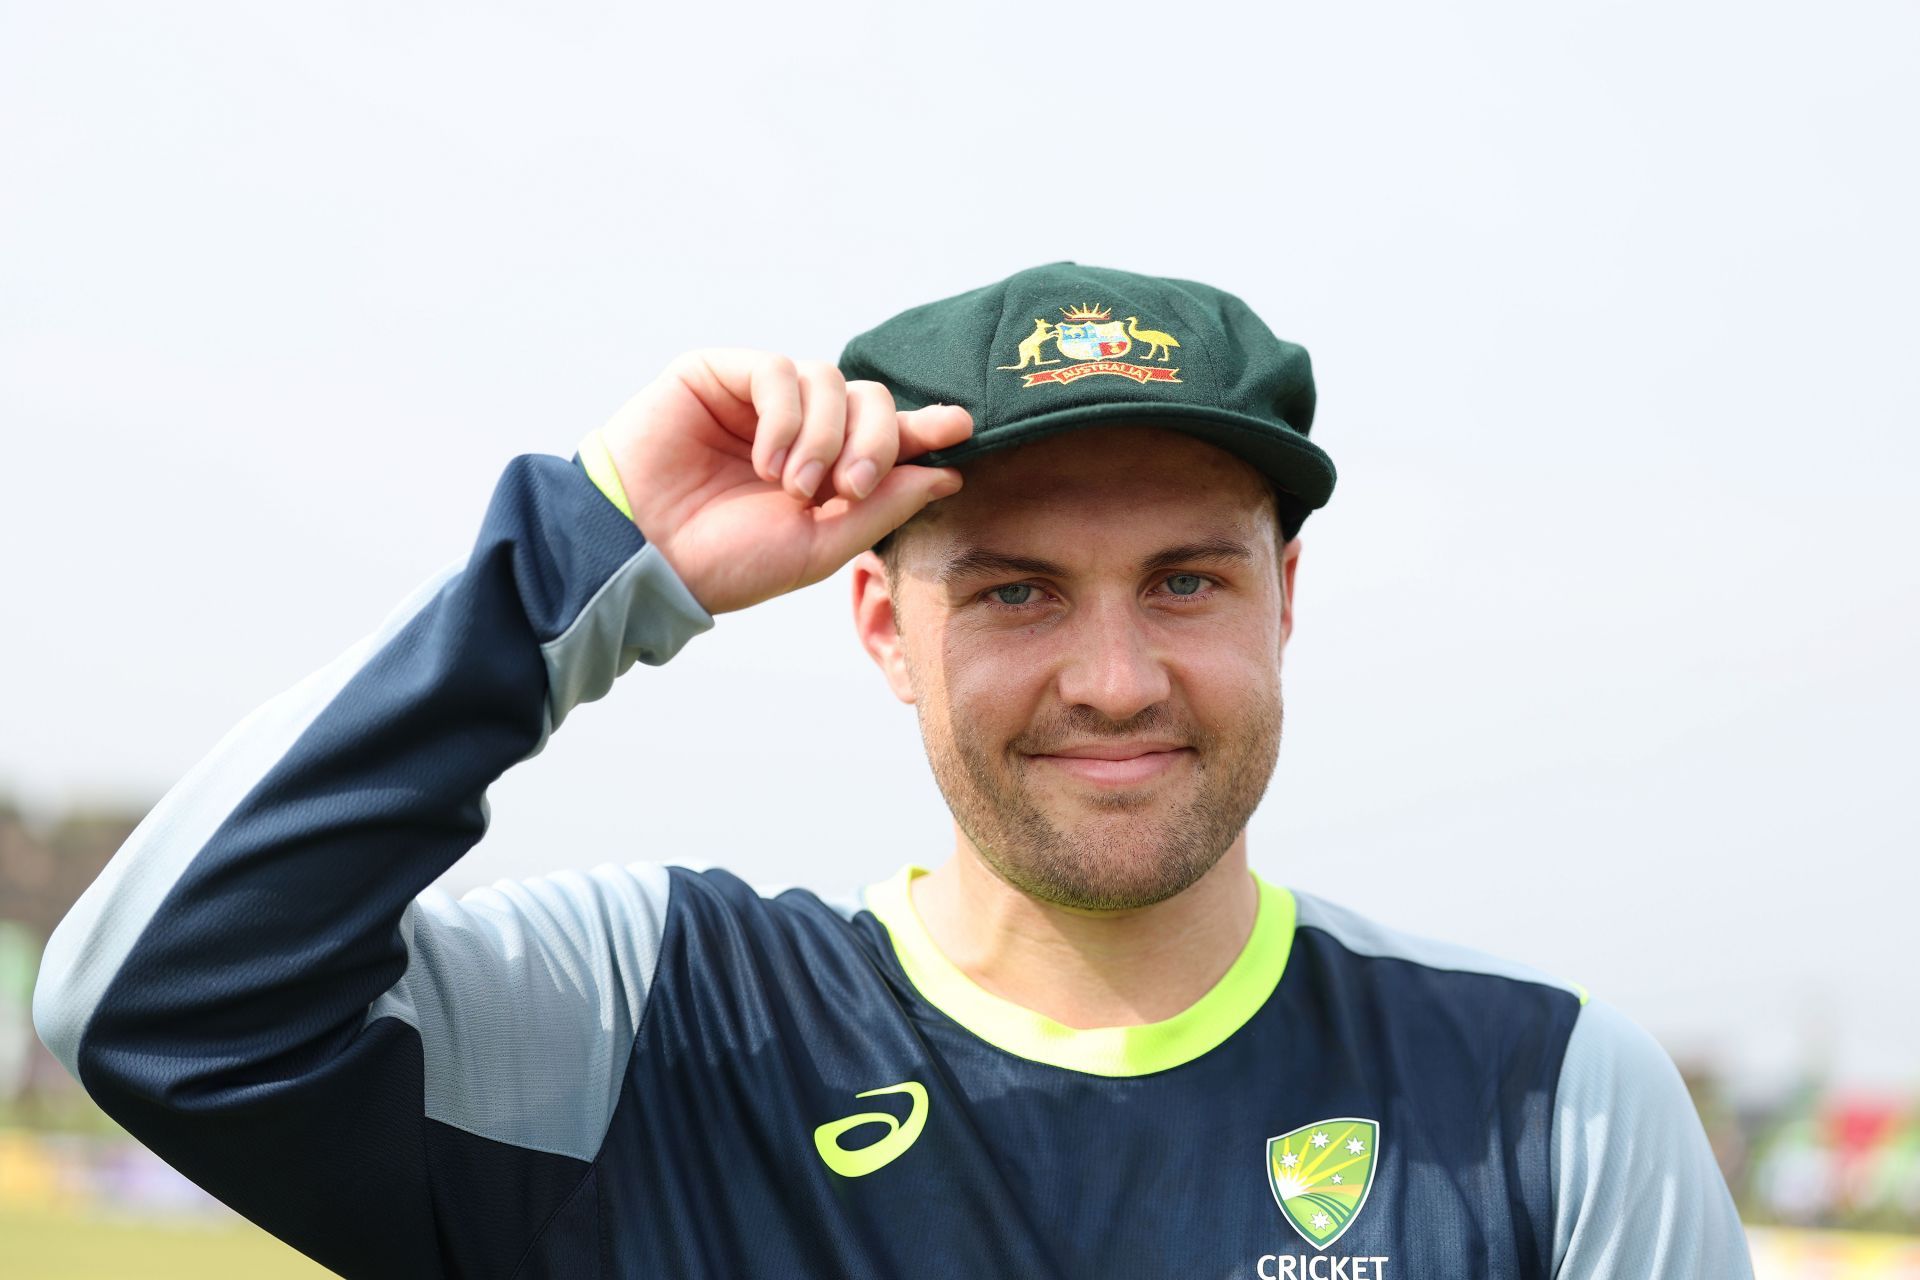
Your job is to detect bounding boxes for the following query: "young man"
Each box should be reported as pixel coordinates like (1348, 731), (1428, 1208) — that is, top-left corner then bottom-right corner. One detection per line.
(35, 264), (1751, 1278)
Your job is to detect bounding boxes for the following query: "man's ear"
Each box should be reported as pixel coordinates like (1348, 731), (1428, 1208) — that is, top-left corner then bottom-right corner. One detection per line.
(850, 551), (917, 704)
(1279, 537), (1302, 651)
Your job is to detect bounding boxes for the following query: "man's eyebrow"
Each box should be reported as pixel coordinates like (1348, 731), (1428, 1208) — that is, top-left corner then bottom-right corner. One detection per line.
(1138, 538), (1255, 574)
(937, 538), (1254, 586)
(938, 548), (1069, 586)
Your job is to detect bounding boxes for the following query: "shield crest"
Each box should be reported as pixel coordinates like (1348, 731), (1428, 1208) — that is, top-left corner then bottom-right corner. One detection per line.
(1054, 320), (1130, 361)
(1265, 1117), (1379, 1251)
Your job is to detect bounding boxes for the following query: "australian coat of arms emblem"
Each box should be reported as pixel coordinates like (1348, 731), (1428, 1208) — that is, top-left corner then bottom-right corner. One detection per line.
(997, 303), (1183, 388)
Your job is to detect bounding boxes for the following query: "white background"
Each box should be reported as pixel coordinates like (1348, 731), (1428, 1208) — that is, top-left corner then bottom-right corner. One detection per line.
(3, 2), (1915, 1091)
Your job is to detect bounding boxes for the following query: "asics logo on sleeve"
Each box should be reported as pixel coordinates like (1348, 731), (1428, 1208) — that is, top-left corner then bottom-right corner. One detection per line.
(812, 1082), (928, 1178)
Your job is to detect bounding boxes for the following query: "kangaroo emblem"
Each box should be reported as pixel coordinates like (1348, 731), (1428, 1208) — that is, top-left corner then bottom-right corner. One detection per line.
(997, 318), (1060, 370)
(1124, 316), (1181, 362)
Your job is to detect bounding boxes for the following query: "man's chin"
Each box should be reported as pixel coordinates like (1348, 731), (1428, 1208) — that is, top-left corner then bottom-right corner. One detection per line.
(1007, 859), (1215, 913)
(986, 821), (1229, 913)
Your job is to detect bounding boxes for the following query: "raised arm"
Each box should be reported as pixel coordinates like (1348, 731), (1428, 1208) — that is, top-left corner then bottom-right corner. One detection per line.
(32, 351), (970, 1278)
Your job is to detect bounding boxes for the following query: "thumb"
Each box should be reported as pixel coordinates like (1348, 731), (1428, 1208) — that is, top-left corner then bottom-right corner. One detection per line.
(810, 464), (963, 568)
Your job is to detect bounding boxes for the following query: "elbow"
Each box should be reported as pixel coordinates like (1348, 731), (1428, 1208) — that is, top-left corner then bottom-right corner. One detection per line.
(30, 816), (176, 1084)
(31, 921), (91, 1079)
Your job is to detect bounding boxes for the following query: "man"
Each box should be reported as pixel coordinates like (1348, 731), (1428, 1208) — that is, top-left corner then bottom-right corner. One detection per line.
(34, 263), (1750, 1278)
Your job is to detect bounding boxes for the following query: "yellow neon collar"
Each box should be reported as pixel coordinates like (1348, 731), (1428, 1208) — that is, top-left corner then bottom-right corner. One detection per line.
(863, 866), (1296, 1078)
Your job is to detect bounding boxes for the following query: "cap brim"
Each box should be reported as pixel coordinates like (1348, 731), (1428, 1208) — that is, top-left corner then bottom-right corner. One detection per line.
(914, 401), (1336, 510)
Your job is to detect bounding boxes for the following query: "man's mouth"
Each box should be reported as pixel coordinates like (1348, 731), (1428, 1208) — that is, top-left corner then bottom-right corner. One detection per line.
(1026, 742), (1194, 787)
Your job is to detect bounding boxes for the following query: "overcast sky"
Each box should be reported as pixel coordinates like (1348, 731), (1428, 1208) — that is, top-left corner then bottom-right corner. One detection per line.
(3, 2), (1915, 1091)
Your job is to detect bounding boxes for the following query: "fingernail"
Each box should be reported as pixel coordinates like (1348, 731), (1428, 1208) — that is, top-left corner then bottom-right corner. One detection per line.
(930, 472), (963, 499)
(768, 448), (787, 479)
(794, 459), (825, 497)
(845, 458), (878, 500)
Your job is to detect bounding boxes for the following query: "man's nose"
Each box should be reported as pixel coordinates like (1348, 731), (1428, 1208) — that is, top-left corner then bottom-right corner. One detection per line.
(1055, 597), (1172, 721)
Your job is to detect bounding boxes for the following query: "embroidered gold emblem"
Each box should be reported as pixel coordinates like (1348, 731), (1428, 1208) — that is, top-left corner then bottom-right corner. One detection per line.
(996, 318), (1061, 371)
(1000, 304), (1181, 387)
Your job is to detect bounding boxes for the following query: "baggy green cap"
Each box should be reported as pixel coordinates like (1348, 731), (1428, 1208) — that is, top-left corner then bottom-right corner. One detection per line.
(838, 261), (1334, 537)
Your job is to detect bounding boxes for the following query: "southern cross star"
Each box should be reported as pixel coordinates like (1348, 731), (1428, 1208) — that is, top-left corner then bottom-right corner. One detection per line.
(1280, 1152), (1298, 1168)
(1346, 1138), (1367, 1155)
(1311, 1132), (1330, 1148)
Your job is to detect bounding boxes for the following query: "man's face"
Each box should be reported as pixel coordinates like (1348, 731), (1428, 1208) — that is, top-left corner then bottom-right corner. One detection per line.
(858, 425), (1298, 912)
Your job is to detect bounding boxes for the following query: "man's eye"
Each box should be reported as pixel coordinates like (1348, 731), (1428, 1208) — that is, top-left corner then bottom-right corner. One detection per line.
(990, 584), (1037, 606)
(1165, 574), (1207, 596)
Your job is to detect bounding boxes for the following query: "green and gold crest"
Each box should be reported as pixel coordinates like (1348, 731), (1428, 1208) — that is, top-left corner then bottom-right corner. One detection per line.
(1265, 1117), (1379, 1250)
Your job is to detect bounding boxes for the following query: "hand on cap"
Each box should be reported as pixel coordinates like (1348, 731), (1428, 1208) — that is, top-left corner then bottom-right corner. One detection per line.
(598, 349), (972, 615)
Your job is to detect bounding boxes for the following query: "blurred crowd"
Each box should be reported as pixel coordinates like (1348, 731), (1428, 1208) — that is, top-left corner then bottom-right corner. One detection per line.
(1, 800), (1914, 1238)
(1689, 1066), (1919, 1234)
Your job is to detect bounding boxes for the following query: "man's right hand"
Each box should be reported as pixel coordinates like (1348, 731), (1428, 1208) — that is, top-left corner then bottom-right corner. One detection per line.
(597, 349), (972, 615)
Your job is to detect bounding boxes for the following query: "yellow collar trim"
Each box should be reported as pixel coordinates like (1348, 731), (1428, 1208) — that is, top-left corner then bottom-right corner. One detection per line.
(863, 866), (1295, 1077)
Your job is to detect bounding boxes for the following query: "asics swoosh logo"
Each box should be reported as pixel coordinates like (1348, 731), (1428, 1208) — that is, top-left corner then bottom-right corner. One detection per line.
(812, 1081), (928, 1178)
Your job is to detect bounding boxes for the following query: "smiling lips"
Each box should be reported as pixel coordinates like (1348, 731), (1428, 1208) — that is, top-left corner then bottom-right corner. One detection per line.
(1028, 742), (1194, 786)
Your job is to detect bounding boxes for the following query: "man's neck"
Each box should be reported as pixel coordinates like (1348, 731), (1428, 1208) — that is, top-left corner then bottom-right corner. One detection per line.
(907, 835), (1259, 1029)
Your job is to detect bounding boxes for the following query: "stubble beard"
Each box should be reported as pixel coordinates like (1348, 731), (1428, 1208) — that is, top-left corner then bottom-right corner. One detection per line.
(918, 688), (1284, 912)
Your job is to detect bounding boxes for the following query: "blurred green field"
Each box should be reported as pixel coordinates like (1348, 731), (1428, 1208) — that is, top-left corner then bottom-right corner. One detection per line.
(8, 1206), (1919, 1278)
(1, 1206), (331, 1279)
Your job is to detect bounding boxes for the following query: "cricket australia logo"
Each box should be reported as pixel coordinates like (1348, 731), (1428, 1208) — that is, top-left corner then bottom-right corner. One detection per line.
(1266, 1117), (1379, 1250)
(996, 303), (1182, 387)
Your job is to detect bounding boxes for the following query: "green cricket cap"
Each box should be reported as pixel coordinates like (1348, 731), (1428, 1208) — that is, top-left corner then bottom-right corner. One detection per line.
(838, 261), (1334, 537)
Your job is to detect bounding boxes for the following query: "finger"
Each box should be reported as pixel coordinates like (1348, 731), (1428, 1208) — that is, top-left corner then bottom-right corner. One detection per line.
(810, 465), (964, 567)
(744, 355), (803, 483)
(895, 403), (975, 460)
(785, 362), (847, 502)
(675, 349), (799, 446)
(835, 381), (901, 501)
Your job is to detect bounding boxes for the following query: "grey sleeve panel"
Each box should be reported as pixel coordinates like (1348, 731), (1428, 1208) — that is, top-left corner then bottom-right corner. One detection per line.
(1549, 1000), (1753, 1278)
(540, 543), (714, 732)
(31, 564), (463, 1076)
(366, 862), (674, 1160)
(362, 546), (711, 1162)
